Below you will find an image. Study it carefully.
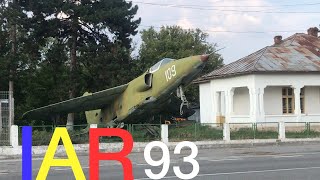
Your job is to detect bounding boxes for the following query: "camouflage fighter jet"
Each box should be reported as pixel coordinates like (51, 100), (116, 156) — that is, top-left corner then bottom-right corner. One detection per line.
(22, 54), (210, 127)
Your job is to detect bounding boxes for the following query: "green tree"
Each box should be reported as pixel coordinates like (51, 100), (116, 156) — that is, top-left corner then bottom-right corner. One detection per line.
(17, 39), (70, 126)
(80, 43), (136, 92)
(138, 26), (223, 102)
(0, 0), (41, 125)
(29, 0), (141, 126)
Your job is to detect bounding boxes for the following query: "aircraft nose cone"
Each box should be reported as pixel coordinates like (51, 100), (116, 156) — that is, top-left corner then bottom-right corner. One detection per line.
(200, 54), (209, 62)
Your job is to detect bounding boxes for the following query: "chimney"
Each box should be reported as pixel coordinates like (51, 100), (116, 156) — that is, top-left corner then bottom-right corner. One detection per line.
(307, 27), (319, 37)
(274, 35), (282, 45)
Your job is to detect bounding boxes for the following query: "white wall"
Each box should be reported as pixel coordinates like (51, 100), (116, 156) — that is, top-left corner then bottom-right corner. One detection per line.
(210, 74), (255, 91)
(265, 115), (297, 123)
(264, 87), (282, 115)
(199, 73), (320, 123)
(262, 86), (320, 116)
(199, 83), (214, 123)
(211, 75), (255, 123)
(255, 74), (320, 119)
(305, 86), (320, 115)
(233, 87), (250, 115)
(255, 74), (320, 87)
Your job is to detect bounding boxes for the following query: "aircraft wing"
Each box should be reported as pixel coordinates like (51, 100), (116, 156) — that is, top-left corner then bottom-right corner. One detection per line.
(22, 84), (128, 120)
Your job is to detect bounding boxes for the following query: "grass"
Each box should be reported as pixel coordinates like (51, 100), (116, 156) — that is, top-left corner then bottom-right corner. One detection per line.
(25, 130), (90, 146)
(18, 125), (91, 146)
(0, 128), (10, 146)
(18, 124), (162, 146)
(168, 124), (223, 141)
(130, 125), (161, 142)
(286, 130), (320, 138)
(196, 125), (224, 140)
(230, 128), (278, 140)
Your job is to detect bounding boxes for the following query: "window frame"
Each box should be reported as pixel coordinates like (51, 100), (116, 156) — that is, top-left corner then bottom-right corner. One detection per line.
(282, 87), (294, 114)
(282, 87), (305, 114)
(300, 88), (305, 114)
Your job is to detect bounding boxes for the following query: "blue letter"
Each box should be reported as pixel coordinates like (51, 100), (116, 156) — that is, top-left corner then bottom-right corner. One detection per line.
(22, 126), (32, 180)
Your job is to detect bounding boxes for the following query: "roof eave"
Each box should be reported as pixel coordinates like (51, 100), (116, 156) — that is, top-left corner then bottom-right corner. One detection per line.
(194, 71), (320, 84)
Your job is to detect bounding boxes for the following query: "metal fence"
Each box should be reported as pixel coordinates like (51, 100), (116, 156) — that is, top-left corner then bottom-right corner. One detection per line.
(285, 122), (320, 138)
(0, 91), (10, 146)
(230, 122), (279, 140)
(20, 123), (222, 145)
(168, 123), (223, 142)
(14, 121), (320, 146)
(18, 124), (90, 146)
(18, 123), (162, 146)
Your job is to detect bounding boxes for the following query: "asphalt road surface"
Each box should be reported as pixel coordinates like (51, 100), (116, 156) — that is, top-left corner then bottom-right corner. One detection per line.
(1, 143), (320, 179)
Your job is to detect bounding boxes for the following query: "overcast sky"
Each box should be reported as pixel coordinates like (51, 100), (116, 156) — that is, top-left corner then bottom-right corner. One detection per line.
(130, 0), (320, 64)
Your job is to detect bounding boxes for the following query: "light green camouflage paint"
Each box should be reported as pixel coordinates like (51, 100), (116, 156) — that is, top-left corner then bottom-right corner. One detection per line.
(87, 55), (206, 124)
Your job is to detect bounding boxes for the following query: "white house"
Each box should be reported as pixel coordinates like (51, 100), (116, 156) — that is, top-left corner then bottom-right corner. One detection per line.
(196, 27), (320, 124)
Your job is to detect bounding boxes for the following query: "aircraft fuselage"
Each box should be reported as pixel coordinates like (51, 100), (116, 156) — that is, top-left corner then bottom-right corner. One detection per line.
(85, 55), (208, 124)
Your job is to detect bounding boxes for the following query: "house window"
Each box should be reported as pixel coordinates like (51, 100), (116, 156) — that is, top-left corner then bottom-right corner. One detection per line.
(282, 88), (294, 114)
(282, 87), (305, 114)
(300, 88), (305, 114)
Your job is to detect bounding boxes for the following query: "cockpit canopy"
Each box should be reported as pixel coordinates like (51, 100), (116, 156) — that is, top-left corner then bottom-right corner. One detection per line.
(149, 58), (174, 73)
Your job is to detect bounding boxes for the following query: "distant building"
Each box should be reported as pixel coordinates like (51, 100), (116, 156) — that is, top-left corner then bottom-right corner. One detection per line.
(0, 96), (9, 128)
(188, 105), (200, 122)
(196, 27), (320, 124)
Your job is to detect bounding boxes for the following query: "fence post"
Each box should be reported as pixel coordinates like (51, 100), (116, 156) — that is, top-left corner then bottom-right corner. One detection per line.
(8, 91), (13, 128)
(0, 103), (2, 136)
(90, 124), (97, 129)
(223, 123), (230, 141)
(10, 125), (19, 147)
(161, 124), (168, 144)
(278, 121), (286, 140)
(194, 123), (197, 140)
(253, 123), (256, 139)
(306, 122), (310, 138)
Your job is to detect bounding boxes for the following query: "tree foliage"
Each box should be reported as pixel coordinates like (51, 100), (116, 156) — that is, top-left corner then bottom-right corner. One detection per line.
(0, 0), (37, 87)
(28, 0), (141, 126)
(0, 3), (224, 126)
(0, 0), (141, 125)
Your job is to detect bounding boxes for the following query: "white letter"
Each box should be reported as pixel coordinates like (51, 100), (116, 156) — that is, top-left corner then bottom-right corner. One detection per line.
(165, 70), (169, 81)
(171, 65), (176, 77)
(173, 141), (199, 179)
(167, 69), (172, 80)
(144, 141), (170, 179)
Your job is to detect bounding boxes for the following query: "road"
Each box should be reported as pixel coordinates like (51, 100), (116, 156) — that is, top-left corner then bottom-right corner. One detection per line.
(1, 143), (320, 179)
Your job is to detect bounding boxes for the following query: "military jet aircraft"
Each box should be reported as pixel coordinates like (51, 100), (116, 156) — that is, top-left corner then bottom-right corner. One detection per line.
(22, 54), (210, 127)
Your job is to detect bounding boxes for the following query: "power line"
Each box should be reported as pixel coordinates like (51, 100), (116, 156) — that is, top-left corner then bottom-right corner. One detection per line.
(133, 1), (320, 14)
(139, 25), (305, 34)
(133, 1), (320, 8)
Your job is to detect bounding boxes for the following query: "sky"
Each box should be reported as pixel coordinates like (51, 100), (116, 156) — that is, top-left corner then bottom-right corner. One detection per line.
(129, 0), (320, 64)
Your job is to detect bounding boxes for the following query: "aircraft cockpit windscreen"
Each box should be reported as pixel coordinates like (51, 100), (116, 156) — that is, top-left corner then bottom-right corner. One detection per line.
(149, 58), (174, 73)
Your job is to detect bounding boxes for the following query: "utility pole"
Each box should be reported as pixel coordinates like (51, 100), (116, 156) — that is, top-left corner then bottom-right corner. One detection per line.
(9, 0), (17, 126)
(0, 103), (2, 137)
(66, 19), (78, 130)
